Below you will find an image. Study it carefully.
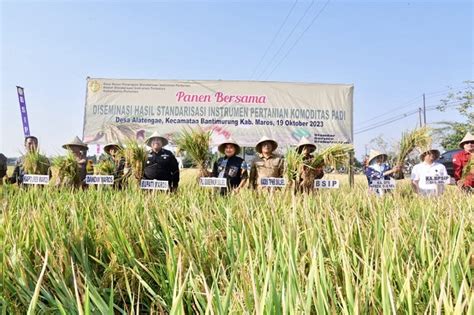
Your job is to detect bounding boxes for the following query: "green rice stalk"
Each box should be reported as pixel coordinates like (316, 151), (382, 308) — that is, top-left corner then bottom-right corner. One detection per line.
(50, 151), (80, 187)
(94, 159), (115, 175)
(175, 128), (212, 178)
(284, 149), (304, 188)
(123, 140), (147, 185)
(395, 127), (432, 178)
(22, 150), (50, 175)
(461, 155), (474, 180)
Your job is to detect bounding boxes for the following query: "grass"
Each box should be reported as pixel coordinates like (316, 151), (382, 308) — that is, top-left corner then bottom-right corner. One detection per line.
(1, 172), (473, 314)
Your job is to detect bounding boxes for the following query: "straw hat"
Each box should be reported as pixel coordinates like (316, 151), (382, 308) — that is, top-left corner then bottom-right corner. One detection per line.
(367, 149), (388, 164)
(104, 142), (123, 154)
(62, 136), (88, 150)
(459, 132), (474, 148)
(145, 131), (169, 147)
(296, 137), (316, 154)
(255, 136), (278, 154)
(419, 149), (440, 161)
(218, 138), (241, 155)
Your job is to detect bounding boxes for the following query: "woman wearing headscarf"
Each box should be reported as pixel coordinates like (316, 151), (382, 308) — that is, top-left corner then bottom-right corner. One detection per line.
(212, 138), (248, 194)
(364, 149), (400, 196)
(296, 137), (324, 193)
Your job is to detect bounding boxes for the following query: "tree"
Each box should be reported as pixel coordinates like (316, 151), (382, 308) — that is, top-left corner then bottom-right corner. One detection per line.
(435, 81), (473, 150)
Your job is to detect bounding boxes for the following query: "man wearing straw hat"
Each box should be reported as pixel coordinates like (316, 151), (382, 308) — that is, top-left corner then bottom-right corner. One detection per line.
(103, 141), (126, 188)
(296, 137), (324, 193)
(9, 135), (41, 184)
(453, 132), (474, 192)
(62, 136), (89, 184)
(411, 148), (447, 197)
(211, 138), (248, 194)
(144, 132), (180, 191)
(364, 149), (400, 196)
(249, 136), (284, 189)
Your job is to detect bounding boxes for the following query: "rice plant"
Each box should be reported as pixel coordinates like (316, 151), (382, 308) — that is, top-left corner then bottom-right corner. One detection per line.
(395, 127), (432, 178)
(122, 140), (147, 185)
(22, 150), (50, 175)
(175, 128), (212, 178)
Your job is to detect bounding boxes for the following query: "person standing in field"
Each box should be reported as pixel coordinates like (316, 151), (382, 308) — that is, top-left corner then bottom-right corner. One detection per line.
(296, 137), (324, 193)
(212, 138), (248, 194)
(143, 132), (180, 192)
(9, 136), (40, 184)
(364, 149), (400, 196)
(0, 153), (7, 184)
(249, 136), (284, 189)
(453, 132), (474, 193)
(62, 136), (89, 184)
(103, 142), (126, 188)
(411, 149), (448, 197)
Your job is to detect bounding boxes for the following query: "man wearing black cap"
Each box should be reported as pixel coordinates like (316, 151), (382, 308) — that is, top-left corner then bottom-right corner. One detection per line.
(9, 136), (38, 184)
(143, 132), (180, 191)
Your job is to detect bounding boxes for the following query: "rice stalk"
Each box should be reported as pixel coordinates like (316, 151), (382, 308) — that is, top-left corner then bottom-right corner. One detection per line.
(50, 151), (80, 187)
(22, 150), (50, 175)
(395, 126), (432, 178)
(123, 140), (147, 185)
(175, 128), (211, 178)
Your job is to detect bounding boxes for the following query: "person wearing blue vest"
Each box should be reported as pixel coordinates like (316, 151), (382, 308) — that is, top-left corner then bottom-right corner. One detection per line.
(364, 149), (400, 196)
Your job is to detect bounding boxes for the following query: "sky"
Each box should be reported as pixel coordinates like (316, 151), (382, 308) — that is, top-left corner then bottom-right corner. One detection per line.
(1, 0), (472, 159)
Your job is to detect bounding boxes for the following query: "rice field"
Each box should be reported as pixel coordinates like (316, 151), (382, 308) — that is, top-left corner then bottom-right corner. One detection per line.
(1, 172), (472, 314)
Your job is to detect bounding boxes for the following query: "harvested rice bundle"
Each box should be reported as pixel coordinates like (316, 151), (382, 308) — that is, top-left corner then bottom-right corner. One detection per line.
(50, 151), (80, 187)
(22, 151), (50, 175)
(395, 127), (431, 178)
(122, 140), (147, 185)
(176, 128), (212, 178)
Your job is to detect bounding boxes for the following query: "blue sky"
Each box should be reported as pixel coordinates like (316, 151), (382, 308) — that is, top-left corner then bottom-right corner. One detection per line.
(1, 0), (472, 158)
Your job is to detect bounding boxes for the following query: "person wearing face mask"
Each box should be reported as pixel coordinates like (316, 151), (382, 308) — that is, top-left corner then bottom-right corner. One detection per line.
(249, 136), (284, 190)
(364, 149), (401, 196)
(452, 132), (474, 192)
(143, 132), (179, 192)
(296, 137), (324, 193)
(62, 136), (89, 185)
(411, 148), (447, 197)
(211, 138), (248, 194)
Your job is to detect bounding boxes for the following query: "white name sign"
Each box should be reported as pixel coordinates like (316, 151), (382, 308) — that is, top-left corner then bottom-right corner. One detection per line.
(23, 174), (49, 185)
(314, 179), (339, 189)
(370, 179), (396, 190)
(199, 177), (227, 188)
(260, 177), (286, 187)
(85, 175), (114, 185)
(424, 175), (450, 185)
(140, 179), (170, 190)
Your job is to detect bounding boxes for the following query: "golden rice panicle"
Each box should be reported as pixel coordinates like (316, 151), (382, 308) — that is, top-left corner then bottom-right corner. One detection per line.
(176, 128), (211, 177)
(23, 150), (50, 175)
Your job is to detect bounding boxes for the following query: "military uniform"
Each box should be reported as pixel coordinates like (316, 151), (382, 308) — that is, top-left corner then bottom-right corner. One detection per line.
(212, 155), (248, 194)
(144, 149), (180, 190)
(249, 154), (284, 189)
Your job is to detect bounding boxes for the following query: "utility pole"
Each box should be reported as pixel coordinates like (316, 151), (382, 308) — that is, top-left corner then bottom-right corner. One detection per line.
(423, 93), (426, 126)
(419, 107), (423, 127)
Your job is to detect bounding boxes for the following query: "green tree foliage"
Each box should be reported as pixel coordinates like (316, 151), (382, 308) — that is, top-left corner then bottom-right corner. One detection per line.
(435, 81), (473, 150)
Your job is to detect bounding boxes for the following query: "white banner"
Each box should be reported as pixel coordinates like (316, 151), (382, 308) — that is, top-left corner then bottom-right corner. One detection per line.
(83, 78), (353, 148)
(23, 174), (49, 185)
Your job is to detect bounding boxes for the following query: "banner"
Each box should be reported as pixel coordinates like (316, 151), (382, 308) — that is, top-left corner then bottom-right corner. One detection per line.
(83, 78), (353, 148)
(16, 86), (31, 137)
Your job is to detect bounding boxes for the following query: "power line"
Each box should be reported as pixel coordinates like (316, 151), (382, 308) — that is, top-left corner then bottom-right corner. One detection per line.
(264, 0), (331, 80)
(354, 102), (462, 134)
(256, 1), (316, 80)
(250, 0), (298, 80)
(357, 86), (464, 127)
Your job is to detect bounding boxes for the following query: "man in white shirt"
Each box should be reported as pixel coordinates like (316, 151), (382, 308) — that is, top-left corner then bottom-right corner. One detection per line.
(411, 149), (448, 197)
